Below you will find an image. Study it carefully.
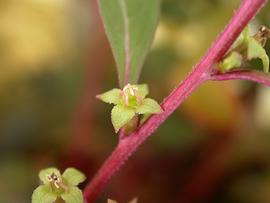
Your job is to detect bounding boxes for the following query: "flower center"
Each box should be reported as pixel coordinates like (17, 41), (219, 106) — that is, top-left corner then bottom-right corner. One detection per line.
(46, 172), (68, 191)
(122, 84), (141, 106)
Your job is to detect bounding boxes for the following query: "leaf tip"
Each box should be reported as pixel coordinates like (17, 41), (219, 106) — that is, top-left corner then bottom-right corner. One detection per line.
(114, 127), (120, 133)
(96, 94), (101, 100)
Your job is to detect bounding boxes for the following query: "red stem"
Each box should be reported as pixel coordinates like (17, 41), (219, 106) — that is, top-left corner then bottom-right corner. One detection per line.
(209, 69), (270, 86)
(83, 0), (267, 202)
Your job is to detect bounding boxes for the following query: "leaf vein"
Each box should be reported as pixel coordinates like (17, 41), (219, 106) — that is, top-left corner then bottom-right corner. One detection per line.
(119, 0), (131, 86)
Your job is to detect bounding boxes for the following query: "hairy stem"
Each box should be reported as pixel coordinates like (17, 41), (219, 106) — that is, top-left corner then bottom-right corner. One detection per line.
(83, 0), (267, 202)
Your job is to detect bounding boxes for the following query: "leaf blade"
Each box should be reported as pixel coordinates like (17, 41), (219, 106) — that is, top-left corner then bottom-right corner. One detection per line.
(136, 98), (162, 114)
(62, 168), (86, 186)
(136, 84), (149, 99)
(96, 88), (122, 104)
(61, 187), (84, 203)
(99, 0), (160, 87)
(219, 51), (242, 72)
(32, 185), (57, 203)
(111, 105), (135, 132)
(248, 38), (269, 72)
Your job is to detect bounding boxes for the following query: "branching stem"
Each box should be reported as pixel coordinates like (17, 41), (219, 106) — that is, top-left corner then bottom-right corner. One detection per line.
(209, 69), (270, 87)
(83, 0), (267, 202)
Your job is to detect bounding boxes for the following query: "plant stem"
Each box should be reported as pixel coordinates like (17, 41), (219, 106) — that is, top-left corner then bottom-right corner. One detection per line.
(83, 0), (267, 202)
(209, 69), (270, 87)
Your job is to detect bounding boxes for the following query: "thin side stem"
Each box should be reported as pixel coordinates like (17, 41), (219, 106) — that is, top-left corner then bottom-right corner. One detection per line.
(209, 69), (270, 87)
(83, 0), (267, 202)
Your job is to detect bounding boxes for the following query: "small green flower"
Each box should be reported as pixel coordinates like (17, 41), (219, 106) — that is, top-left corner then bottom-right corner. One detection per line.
(32, 167), (86, 203)
(97, 84), (162, 132)
(219, 25), (270, 72)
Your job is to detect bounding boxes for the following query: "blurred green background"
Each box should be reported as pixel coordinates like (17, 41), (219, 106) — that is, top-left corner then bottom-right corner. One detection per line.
(1, 0), (270, 202)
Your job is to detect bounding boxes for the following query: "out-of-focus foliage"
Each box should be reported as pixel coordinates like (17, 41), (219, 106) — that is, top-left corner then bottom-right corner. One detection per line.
(0, 0), (91, 84)
(1, 0), (270, 203)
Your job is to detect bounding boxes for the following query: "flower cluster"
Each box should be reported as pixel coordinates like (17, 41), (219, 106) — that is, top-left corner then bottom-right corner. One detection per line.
(219, 26), (270, 72)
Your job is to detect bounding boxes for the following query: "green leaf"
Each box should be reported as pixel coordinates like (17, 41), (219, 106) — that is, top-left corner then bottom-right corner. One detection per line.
(232, 26), (249, 49)
(248, 38), (266, 59)
(136, 84), (149, 99)
(219, 51), (242, 72)
(248, 38), (269, 72)
(61, 187), (84, 203)
(98, 0), (160, 87)
(32, 185), (57, 203)
(136, 98), (162, 114)
(261, 54), (269, 72)
(242, 26), (250, 43)
(62, 168), (86, 186)
(39, 167), (61, 184)
(96, 88), (122, 104)
(111, 105), (135, 132)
